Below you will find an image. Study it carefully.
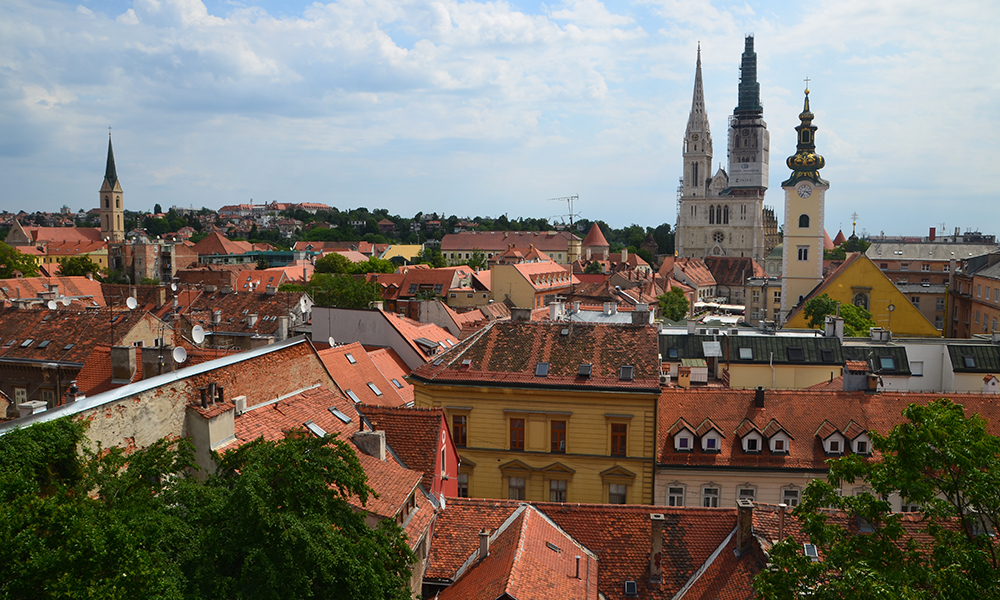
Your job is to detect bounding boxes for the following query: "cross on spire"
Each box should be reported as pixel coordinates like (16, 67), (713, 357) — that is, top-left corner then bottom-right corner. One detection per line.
(803, 77), (810, 93)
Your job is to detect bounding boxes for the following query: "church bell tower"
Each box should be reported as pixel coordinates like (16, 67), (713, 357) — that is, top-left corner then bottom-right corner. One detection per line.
(99, 132), (124, 243)
(780, 84), (829, 322)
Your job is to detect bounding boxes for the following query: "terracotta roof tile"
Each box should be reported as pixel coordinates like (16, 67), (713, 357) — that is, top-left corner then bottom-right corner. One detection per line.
(366, 347), (414, 403)
(582, 224), (610, 248)
(0, 307), (150, 364)
(674, 258), (717, 288)
(703, 257), (765, 287)
(425, 498), (520, 582)
(0, 276), (106, 308)
(319, 342), (407, 407)
(380, 311), (457, 362)
(441, 231), (580, 253)
(356, 404), (444, 490)
(658, 388), (1000, 469)
(814, 419), (839, 440)
(411, 322), (660, 392)
(695, 417), (725, 437)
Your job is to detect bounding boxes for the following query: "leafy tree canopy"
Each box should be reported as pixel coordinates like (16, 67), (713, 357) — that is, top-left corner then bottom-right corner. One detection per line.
(57, 255), (104, 279)
(804, 293), (876, 337)
(584, 261), (603, 274)
(658, 287), (689, 322)
(284, 272), (381, 309)
(0, 418), (414, 600)
(0, 242), (39, 278)
(755, 399), (1000, 599)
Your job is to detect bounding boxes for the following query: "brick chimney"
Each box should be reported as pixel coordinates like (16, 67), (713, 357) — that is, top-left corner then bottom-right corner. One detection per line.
(649, 513), (666, 583)
(735, 498), (754, 555)
(754, 386), (765, 408)
(479, 529), (491, 560)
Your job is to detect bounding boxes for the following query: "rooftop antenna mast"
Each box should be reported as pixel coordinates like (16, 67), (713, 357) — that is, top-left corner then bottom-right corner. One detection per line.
(547, 195), (581, 229)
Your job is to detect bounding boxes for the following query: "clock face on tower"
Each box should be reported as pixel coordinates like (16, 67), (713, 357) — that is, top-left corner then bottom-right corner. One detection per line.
(796, 184), (812, 198)
(691, 134), (699, 141)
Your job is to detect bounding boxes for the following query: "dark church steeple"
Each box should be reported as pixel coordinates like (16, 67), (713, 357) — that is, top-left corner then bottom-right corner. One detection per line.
(735, 35), (762, 115)
(104, 134), (118, 189)
(99, 131), (124, 243)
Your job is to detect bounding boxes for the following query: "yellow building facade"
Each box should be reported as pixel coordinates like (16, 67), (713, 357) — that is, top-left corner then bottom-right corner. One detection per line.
(785, 253), (940, 337)
(410, 321), (661, 505)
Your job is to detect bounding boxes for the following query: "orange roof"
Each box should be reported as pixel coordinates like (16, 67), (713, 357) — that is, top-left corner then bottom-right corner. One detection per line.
(75, 345), (144, 396)
(657, 388), (1000, 469)
(441, 231), (580, 253)
(0, 307), (149, 364)
(582, 223), (610, 248)
(703, 257), (765, 287)
(191, 232), (253, 256)
(381, 311), (457, 362)
(20, 225), (102, 244)
(674, 258), (717, 288)
(511, 261), (576, 291)
(318, 342), (408, 408)
(0, 276), (105, 307)
(235, 268), (288, 292)
(357, 404), (446, 490)
(438, 505), (599, 600)
(833, 230), (847, 246)
(367, 347), (415, 403)
(411, 321), (660, 392)
(42, 240), (107, 256)
(823, 230), (835, 251)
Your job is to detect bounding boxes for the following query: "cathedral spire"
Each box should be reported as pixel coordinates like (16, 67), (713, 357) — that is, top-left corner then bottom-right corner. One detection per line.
(734, 35), (762, 115)
(685, 43), (711, 137)
(782, 85), (828, 187)
(104, 132), (118, 189)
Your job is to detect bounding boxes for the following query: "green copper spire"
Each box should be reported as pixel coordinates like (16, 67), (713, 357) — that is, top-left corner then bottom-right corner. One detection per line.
(104, 133), (118, 189)
(734, 35), (762, 115)
(782, 85), (828, 187)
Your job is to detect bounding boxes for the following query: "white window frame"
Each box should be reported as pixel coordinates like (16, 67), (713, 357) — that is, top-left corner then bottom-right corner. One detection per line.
(737, 485), (757, 502)
(742, 433), (762, 453)
(781, 487), (801, 507)
(14, 388), (27, 403)
(701, 431), (721, 452)
(770, 433), (790, 454)
(666, 485), (685, 507)
(702, 485), (720, 508)
(674, 431), (693, 452)
(853, 434), (872, 455)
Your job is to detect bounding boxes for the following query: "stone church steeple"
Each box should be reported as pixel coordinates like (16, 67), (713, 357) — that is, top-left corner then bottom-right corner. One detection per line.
(682, 43), (713, 199)
(99, 133), (124, 243)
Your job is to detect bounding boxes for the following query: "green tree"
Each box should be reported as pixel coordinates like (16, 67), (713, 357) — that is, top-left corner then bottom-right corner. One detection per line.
(756, 399), (1000, 599)
(351, 256), (396, 275)
(154, 203), (163, 214)
(256, 255), (270, 270)
(803, 293), (876, 337)
(0, 242), (39, 278)
(57, 255), (104, 278)
(140, 277), (161, 285)
(284, 273), (380, 309)
(456, 249), (487, 270)
(0, 418), (415, 600)
(584, 261), (603, 275)
(657, 287), (689, 321)
(315, 252), (352, 274)
(417, 248), (447, 268)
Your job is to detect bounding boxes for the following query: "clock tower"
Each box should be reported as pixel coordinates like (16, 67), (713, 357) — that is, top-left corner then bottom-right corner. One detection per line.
(780, 85), (829, 322)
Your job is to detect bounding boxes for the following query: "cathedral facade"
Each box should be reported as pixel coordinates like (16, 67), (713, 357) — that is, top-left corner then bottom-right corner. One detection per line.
(675, 37), (778, 261)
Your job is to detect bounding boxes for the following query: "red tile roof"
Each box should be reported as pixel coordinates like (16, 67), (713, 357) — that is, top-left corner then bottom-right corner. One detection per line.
(703, 257), (765, 288)
(235, 268), (289, 292)
(367, 347), (414, 403)
(18, 225), (102, 244)
(74, 345), (144, 396)
(318, 342), (408, 408)
(231, 386), (429, 534)
(357, 404), (445, 491)
(438, 505), (599, 600)
(429, 499), (746, 599)
(0, 276), (106, 308)
(441, 231), (580, 253)
(657, 388), (1000, 469)
(411, 322), (660, 392)
(180, 289), (308, 336)
(674, 258), (717, 288)
(191, 232), (254, 256)
(0, 307), (151, 364)
(582, 223), (610, 248)
(381, 311), (457, 363)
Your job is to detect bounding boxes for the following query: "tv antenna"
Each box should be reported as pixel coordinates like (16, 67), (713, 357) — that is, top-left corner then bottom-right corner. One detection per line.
(547, 195), (581, 229)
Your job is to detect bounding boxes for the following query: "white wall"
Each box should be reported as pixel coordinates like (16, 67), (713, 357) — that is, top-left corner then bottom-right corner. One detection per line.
(312, 307), (425, 370)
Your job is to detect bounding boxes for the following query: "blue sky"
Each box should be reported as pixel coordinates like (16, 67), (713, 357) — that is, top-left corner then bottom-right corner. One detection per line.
(1, 0), (997, 236)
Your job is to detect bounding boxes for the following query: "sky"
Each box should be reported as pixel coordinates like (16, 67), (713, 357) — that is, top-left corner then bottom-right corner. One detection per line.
(1, 0), (998, 235)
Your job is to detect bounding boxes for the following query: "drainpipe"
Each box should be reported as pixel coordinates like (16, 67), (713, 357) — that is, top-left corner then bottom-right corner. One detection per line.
(769, 351), (775, 390)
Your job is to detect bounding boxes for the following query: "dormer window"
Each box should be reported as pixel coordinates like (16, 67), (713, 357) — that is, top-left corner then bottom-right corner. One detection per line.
(853, 433), (872, 455)
(771, 436), (789, 454)
(878, 356), (896, 371)
(675, 433), (693, 452)
(701, 433), (721, 452)
(827, 439), (842, 454)
(742, 433), (762, 453)
(667, 348), (679, 359)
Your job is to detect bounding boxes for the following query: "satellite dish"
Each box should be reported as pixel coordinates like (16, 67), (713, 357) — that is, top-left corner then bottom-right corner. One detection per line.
(170, 283), (177, 292)
(192, 325), (206, 344)
(126, 297), (138, 310)
(47, 300), (57, 310)
(172, 346), (187, 364)
(328, 336), (335, 347)
(61, 298), (70, 306)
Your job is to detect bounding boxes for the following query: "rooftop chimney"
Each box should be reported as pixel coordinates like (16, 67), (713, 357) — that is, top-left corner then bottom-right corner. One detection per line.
(754, 386), (765, 408)
(929, 227), (936, 242)
(277, 315), (290, 340)
(141, 346), (176, 379)
(631, 305), (650, 325)
(212, 309), (222, 325)
(778, 503), (787, 541)
(17, 400), (48, 419)
(479, 529), (491, 560)
(65, 380), (80, 404)
(248, 314), (258, 327)
(110, 346), (137, 384)
(735, 498), (754, 555)
(352, 430), (387, 461)
(649, 513), (666, 583)
(510, 307), (532, 322)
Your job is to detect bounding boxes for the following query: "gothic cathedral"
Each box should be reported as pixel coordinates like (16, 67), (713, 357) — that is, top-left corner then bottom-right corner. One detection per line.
(675, 36), (778, 261)
(779, 86), (828, 320)
(99, 133), (125, 243)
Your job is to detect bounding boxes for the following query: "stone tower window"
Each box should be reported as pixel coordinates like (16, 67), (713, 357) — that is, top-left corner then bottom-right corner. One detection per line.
(799, 214), (810, 228)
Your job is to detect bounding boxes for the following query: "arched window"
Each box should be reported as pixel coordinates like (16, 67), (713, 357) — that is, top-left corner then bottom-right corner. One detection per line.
(105, 196), (110, 208)
(116, 197), (120, 209)
(799, 214), (810, 228)
(854, 293), (869, 311)
(709, 205), (715, 224)
(715, 205), (722, 224)
(723, 205), (729, 224)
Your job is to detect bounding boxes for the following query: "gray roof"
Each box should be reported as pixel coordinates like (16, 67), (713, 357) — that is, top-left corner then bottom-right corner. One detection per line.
(947, 344), (1000, 373)
(896, 283), (946, 294)
(842, 345), (911, 376)
(971, 260), (1000, 281)
(659, 333), (843, 366)
(866, 242), (997, 262)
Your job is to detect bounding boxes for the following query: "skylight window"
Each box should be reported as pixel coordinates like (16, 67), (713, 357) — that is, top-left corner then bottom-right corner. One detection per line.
(20, 339), (33, 347)
(328, 407), (352, 424)
(345, 389), (360, 403)
(345, 353), (356, 364)
(303, 420), (327, 438)
(578, 363), (592, 378)
(367, 382), (383, 396)
(535, 362), (550, 377)
(964, 355), (976, 368)
(408, 283), (418, 294)
(619, 365), (634, 381)
(391, 379), (403, 388)
(37, 341), (50, 349)
(803, 544), (818, 559)
(667, 348), (679, 359)
(879, 356), (896, 371)
(739, 347), (753, 360)
(787, 346), (805, 362)
(820, 348), (834, 362)
(63, 343), (74, 351)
